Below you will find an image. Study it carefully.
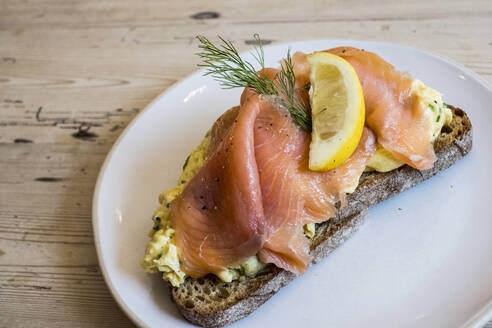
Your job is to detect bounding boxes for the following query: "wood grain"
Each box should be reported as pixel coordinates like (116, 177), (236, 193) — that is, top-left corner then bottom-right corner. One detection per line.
(0, 0), (491, 327)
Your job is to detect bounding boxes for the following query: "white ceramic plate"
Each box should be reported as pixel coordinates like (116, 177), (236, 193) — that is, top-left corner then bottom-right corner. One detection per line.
(93, 40), (492, 328)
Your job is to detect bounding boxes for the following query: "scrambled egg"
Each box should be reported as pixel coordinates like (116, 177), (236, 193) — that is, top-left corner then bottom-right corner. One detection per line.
(142, 79), (452, 286)
(303, 223), (316, 239)
(411, 79), (452, 140)
(366, 79), (452, 172)
(141, 220), (185, 286)
(216, 256), (267, 282)
(141, 134), (210, 286)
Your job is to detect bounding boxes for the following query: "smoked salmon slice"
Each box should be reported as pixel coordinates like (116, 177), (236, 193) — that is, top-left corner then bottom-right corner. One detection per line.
(171, 94), (266, 278)
(256, 106), (376, 273)
(172, 90), (376, 277)
(293, 47), (436, 170)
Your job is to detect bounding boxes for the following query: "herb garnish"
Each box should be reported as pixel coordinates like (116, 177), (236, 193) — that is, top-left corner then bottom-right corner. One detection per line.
(182, 155), (190, 170)
(436, 103), (443, 122)
(196, 34), (311, 131)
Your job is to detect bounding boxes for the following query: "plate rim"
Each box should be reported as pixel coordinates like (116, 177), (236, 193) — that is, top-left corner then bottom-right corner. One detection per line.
(92, 39), (492, 328)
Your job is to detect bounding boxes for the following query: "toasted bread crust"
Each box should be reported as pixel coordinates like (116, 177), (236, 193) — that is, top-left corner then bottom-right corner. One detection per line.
(170, 106), (472, 328)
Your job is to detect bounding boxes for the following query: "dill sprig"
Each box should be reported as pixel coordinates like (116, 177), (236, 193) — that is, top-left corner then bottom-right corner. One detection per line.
(276, 50), (311, 131)
(196, 34), (311, 131)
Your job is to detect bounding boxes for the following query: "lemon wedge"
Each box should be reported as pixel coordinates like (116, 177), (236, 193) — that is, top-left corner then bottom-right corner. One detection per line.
(307, 52), (365, 171)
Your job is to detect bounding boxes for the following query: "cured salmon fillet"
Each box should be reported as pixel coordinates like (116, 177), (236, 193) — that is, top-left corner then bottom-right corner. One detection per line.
(171, 94), (266, 278)
(293, 47), (436, 170)
(172, 90), (375, 276)
(256, 109), (376, 273)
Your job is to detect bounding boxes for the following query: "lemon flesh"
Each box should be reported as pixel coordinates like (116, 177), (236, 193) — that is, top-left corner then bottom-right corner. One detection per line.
(307, 52), (365, 171)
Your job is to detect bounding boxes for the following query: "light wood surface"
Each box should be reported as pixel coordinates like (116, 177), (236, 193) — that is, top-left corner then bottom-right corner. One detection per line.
(1, 0), (491, 327)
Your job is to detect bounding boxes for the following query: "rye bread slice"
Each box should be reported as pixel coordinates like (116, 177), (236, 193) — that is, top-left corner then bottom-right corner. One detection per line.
(170, 105), (472, 328)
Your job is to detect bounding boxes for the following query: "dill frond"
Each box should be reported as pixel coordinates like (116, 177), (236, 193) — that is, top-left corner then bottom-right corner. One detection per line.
(196, 34), (311, 131)
(275, 49), (311, 131)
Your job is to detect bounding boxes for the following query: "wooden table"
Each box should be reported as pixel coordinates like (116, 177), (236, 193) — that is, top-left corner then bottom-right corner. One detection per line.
(1, 1), (491, 326)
